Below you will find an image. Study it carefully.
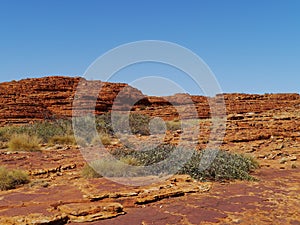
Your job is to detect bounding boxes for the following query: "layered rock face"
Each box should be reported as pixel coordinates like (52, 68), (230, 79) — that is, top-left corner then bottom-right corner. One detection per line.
(0, 76), (145, 125)
(0, 76), (299, 125)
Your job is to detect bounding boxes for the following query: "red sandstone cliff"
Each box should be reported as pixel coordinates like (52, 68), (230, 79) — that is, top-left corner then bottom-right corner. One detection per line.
(0, 76), (299, 125)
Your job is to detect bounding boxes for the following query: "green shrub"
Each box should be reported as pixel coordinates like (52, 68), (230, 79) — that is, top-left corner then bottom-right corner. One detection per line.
(91, 133), (112, 146)
(95, 112), (151, 136)
(0, 119), (73, 143)
(83, 145), (258, 180)
(0, 166), (29, 190)
(0, 126), (29, 142)
(109, 144), (258, 181)
(129, 113), (151, 135)
(8, 134), (41, 151)
(95, 113), (114, 135)
(31, 119), (73, 142)
(178, 150), (259, 181)
(72, 116), (96, 144)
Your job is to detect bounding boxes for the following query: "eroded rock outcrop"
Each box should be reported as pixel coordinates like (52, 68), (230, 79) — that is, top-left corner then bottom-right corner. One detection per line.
(0, 76), (145, 125)
(0, 76), (299, 125)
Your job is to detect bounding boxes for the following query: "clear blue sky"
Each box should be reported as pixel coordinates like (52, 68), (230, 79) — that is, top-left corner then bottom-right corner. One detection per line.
(0, 0), (299, 95)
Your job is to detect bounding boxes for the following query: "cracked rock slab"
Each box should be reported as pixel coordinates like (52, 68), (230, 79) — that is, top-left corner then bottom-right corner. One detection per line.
(57, 202), (124, 223)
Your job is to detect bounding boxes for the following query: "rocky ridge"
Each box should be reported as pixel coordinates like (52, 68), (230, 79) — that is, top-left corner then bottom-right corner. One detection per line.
(0, 76), (299, 125)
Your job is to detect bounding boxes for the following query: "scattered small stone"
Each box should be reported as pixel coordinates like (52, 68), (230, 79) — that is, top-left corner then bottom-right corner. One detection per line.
(280, 157), (288, 164)
(258, 155), (267, 159)
(291, 164), (297, 169)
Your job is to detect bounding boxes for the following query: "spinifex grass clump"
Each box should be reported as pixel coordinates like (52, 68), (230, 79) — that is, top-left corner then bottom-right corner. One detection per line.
(8, 134), (41, 151)
(49, 135), (76, 145)
(83, 144), (258, 181)
(0, 166), (29, 191)
(166, 120), (182, 131)
(81, 158), (142, 178)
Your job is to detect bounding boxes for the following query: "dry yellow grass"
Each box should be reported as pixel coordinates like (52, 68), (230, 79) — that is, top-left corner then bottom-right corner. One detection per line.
(8, 133), (41, 151)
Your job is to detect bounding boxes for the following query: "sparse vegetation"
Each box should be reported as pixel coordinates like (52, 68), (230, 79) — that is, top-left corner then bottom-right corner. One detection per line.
(8, 134), (41, 151)
(100, 133), (112, 145)
(82, 158), (141, 178)
(0, 113), (157, 150)
(119, 156), (142, 166)
(0, 119), (73, 143)
(91, 133), (113, 146)
(96, 112), (151, 135)
(83, 144), (259, 181)
(82, 162), (103, 178)
(166, 120), (182, 131)
(0, 166), (29, 191)
(49, 135), (76, 145)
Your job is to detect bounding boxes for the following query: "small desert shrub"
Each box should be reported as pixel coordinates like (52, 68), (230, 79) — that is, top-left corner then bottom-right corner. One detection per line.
(178, 150), (259, 181)
(95, 113), (115, 135)
(95, 112), (151, 136)
(149, 117), (166, 134)
(8, 134), (41, 151)
(82, 162), (103, 178)
(75, 137), (88, 147)
(0, 166), (29, 190)
(49, 135), (76, 145)
(129, 113), (151, 135)
(82, 159), (141, 178)
(119, 156), (141, 166)
(91, 133), (112, 146)
(91, 135), (100, 146)
(0, 142), (7, 149)
(166, 120), (182, 131)
(0, 126), (29, 142)
(31, 119), (73, 142)
(100, 133), (112, 145)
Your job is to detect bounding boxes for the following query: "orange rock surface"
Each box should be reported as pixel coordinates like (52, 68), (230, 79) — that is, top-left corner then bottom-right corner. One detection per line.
(0, 76), (299, 224)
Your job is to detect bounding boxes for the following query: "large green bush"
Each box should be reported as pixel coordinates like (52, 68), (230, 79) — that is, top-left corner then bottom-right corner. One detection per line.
(178, 149), (259, 181)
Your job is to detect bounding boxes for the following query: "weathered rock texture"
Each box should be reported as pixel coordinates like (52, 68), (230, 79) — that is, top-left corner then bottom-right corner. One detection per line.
(0, 76), (299, 224)
(0, 76), (145, 125)
(0, 76), (299, 125)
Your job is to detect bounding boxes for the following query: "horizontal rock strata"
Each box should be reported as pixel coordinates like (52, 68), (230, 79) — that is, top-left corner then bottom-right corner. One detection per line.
(0, 76), (299, 125)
